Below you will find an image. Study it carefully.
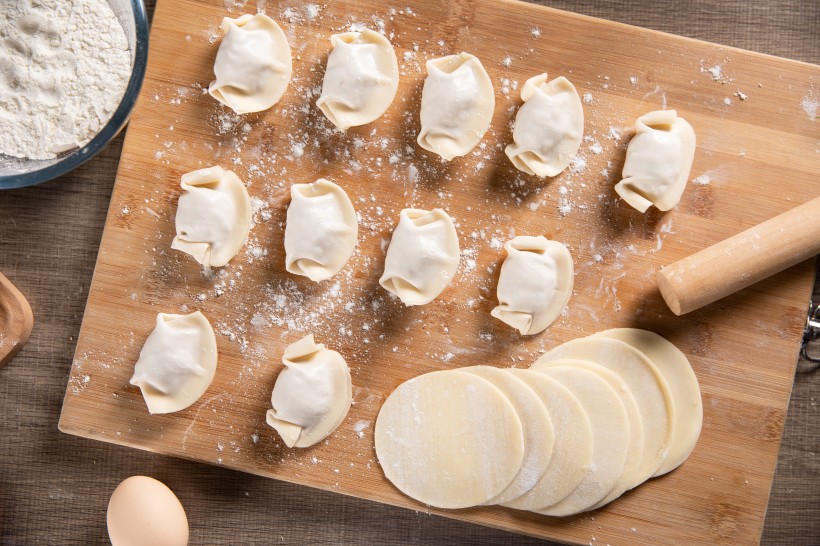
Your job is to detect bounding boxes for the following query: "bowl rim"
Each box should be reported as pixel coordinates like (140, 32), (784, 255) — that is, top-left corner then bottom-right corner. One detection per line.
(0, 0), (150, 190)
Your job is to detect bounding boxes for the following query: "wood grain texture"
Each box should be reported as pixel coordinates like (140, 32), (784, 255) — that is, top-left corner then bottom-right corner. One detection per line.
(0, 1), (817, 546)
(56, 1), (819, 544)
(0, 273), (34, 367)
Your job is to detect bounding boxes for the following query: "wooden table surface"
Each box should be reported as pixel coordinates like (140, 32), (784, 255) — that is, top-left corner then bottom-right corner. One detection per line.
(1, 1), (817, 544)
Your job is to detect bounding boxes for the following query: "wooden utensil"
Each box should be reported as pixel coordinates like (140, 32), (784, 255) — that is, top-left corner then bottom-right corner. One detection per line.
(0, 272), (34, 367)
(657, 196), (820, 315)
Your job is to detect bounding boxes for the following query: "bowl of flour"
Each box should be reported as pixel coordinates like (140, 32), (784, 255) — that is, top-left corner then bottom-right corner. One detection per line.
(0, 0), (149, 189)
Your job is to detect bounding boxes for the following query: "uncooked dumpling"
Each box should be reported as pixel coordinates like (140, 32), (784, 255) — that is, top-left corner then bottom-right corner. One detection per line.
(379, 208), (460, 306)
(130, 311), (218, 414)
(505, 74), (584, 177)
(171, 166), (252, 268)
(317, 29), (399, 130)
(284, 179), (358, 282)
(208, 13), (292, 114)
(615, 109), (696, 212)
(266, 335), (352, 448)
(491, 236), (574, 335)
(417, 52), (495, 160)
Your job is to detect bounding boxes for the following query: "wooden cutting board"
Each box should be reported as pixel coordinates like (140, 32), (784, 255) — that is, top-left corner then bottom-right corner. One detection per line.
(59, 0), (819, 544)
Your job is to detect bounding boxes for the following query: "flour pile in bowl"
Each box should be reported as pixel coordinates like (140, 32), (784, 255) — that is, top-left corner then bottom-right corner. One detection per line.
(0, 0), (131, 160)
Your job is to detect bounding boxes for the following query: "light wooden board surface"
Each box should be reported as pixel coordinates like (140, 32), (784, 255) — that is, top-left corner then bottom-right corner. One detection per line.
(59, 0), (819, 544)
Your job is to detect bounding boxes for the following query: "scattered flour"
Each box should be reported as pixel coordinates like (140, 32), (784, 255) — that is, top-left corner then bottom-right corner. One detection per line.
(353, 420), (371, 438)
(707, 65), (722, 81)
(801, 92), (817, 121)
(305, 4), (321, 20)
(70, 3), (743, 489)
(693, 174), (711, 186)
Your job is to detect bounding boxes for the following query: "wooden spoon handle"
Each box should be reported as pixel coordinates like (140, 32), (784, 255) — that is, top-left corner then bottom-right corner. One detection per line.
(657, 196), (820, 316)
(0, 272), (34, 367)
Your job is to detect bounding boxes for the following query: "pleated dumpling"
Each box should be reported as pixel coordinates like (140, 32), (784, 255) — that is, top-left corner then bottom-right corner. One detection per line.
(208, 13), (292, 114)
(130, 311), (218, 414)
(505, 74), (584, 177)
(316, 29), (399, 130)
(615, 109), (696, 212)
(491, 236), (574, 335)
(379, 208), (460, 306)
(266, 334), (352, 448)
(417, 53), (495, 160)
(171, 166), (252, 268)
(284, 179), (358, 282)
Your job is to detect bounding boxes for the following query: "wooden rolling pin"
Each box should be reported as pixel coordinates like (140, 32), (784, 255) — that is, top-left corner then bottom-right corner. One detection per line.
(657, 196), (820, 316)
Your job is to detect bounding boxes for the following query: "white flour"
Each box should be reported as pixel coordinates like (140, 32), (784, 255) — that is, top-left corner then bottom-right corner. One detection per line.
(0, 0), (131, 160)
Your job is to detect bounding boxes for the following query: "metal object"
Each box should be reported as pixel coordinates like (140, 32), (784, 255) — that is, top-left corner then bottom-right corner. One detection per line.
(801, 299), (820, 363)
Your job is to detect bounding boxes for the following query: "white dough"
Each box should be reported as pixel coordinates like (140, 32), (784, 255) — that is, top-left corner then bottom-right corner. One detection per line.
(501, 369), (594, 512)
(379, 208), (460, 306)
(417, 52), (495, 160)
(593, 328), (702, 476)
(545, 358), (645, 509)
(491, 236), (574, 335)
(615, 109), (696, 212)
(208, 13), (292, 114)
(531, 366), (630, 516)
(171, 166), (252, 268)
(463, 366), (554, 505)
(130, 311), (218, 414)
(317, 29), (399, 130)
(284, 179), (358, 282)
(505, 74), (584, 177)
(266, 335), (352, 448)
(374, 370), (525, 509)
(535, 337), (676, 483)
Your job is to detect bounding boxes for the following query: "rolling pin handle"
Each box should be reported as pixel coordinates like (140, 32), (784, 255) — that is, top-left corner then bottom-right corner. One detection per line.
(656, 196), (820, 316)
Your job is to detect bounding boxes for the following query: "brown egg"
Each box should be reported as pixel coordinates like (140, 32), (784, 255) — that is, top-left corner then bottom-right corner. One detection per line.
(106, 476), (189, 546)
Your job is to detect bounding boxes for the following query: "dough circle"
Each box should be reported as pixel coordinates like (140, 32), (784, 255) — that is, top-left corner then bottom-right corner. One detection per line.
(531, 366), (630, 516)
(501, 369), (593, 511)
(535, 337), (675, 482)
(374, 370), (524, 509)
(545, 359), (645, 509)
(592, 328), (702, 476)
(463, 366), (554, 505)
